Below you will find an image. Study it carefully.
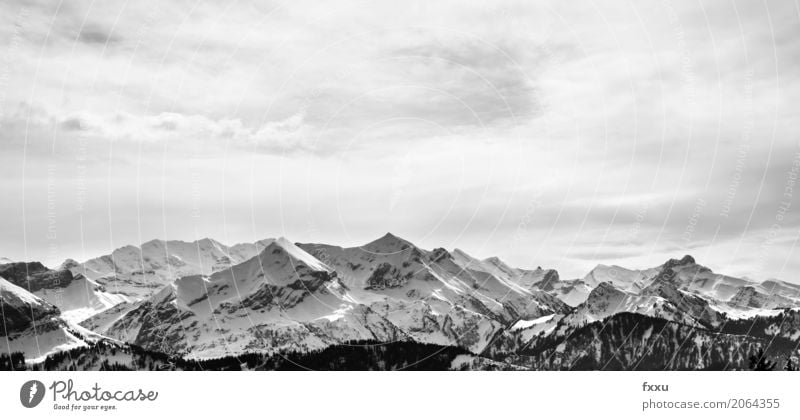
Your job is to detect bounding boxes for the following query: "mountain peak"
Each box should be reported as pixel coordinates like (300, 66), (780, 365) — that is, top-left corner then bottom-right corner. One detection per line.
(362, 232), (415, 253)
(582, 281), (627, 308)
(269, 237), (330, 272)
(483, 256), (504, 265)
(452, 248), (470, 258)
(586, 263), (612, 273)
(379, 232), (402, 241)
(59, 258), (80, 271)
(140, 239), (165, 248)
(0, 261), (74, 293)
(481, 255), (518, 275)
(585, 281), (626, 300)
(652, 255), (698, 283)
(274, 236), (295, 249)
(641, 276), (681, 298)
(663, 255), (695, 268)
(195, 237), (225, 249)
(593, 281), (621, 292)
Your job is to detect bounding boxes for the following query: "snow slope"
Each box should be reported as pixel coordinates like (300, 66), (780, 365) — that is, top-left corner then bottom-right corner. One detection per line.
(1, 261), (131, 323)
(26, 235), (800, 363)
(69, 238), (274, 300)
(0, 276), (88, 362)
(33, 274), (132, 322)
(81, 239), (405, 358)
(82, 234), (570, 358)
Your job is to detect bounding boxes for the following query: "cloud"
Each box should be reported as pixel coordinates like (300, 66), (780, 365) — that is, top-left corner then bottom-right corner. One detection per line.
(77, 24), (120, 45)
(43, 109), (315, 153)
(1, 0), (799, 284)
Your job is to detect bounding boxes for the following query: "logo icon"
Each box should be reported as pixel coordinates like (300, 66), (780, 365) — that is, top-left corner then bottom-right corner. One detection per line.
(20, 380), (45, 408)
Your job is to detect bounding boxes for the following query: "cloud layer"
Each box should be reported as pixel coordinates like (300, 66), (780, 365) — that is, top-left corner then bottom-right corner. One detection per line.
(1, 0), (799, 282)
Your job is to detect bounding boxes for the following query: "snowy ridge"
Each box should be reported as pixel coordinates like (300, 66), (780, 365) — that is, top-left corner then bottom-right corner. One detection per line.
(6, 234), (800, 366)
(0, 276), (52, 309)
(67, 237), (275, 300)
(1, 276), (89, 362)
(79, 234), (569, 358)
(0, 260), (131, 323)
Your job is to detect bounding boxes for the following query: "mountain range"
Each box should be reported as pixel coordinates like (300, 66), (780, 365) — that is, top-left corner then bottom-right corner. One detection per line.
(2, 233), (799, 370)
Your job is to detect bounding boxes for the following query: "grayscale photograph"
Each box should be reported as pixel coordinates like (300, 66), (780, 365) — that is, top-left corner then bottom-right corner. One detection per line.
(1, 0), (799, 385)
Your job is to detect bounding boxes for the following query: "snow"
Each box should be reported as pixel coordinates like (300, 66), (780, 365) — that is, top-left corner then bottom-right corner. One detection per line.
(79, 302), (139, 335)
(450, 354), (476, 369)
(315, 304), (355, 322)
(175, 275), (211, 305)
(451, 248), (541, 295)
(70, 237), (276, 300)
(26, 329), (87, 363)
(0, 276), (48, 307)
(641, 325), (654, 341)
(512, 314), (555, 331)
(61, 308), (100, 323)
(560, 283), (593, 307)
(582, 264), (655, 293)
(63, 235), (800, 361)
(33, 275), (131, 322)
(274, 237), (330, 272)
(429, 288), (451, 304)
(1, 321), (89, 363)
(710, 303), (784, 320)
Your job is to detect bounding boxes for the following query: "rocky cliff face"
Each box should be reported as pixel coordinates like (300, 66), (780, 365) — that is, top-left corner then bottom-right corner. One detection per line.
(0, 276), (60, 335)
(0, 262), (74, 292)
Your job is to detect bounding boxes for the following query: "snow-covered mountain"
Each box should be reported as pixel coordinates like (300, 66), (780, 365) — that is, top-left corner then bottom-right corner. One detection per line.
(0, 276), (89, 362)
(562, 279), (722, 330)
(5, 233), (800, 370)
(0, 261), (74, 292)
(0, 275), (59, 334)
(728, 286), (795, 310)
(519, 259), (664, 307)
(531, 255), (799, 312)
(66, 238), (274, 300)
(450, 249), (558, 291)
(506, 273), (727, 346)
(582, 263), (658, 293)
(501, 311), (800, 370)
(79, 238), (402, 358)
(77, 234), (568, 358)
(0, 261), (130, 322)
(72, 237), (800, 364)
(300, 234), (572, 349)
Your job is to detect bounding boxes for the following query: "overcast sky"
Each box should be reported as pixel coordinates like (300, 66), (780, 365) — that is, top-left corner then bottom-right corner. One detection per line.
(1, 0), (799, 281)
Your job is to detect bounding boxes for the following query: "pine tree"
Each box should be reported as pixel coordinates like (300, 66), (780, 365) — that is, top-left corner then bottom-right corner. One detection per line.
(749, 348), (777, 371)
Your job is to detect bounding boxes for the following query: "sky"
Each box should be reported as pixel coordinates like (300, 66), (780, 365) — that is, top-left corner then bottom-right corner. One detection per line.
(0, 0), (799, 282)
